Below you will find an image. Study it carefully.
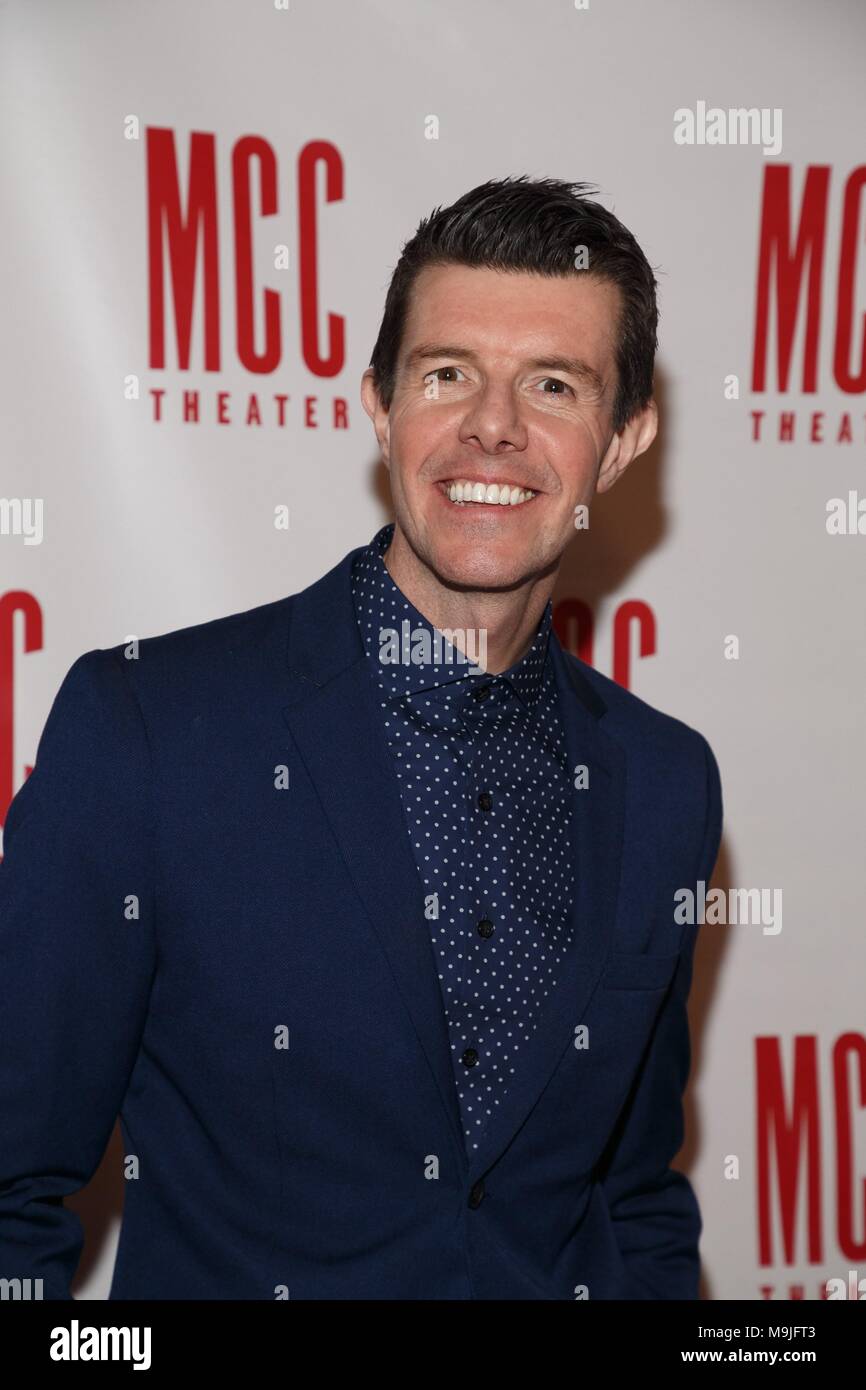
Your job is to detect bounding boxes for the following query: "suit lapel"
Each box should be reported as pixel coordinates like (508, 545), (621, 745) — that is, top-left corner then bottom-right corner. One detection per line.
(280, 547), (627, 1186)
(281, 549), (468, 1170)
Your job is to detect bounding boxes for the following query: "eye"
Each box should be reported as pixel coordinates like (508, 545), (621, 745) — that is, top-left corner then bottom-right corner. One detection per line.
(424, 366), (466, 385)
(536, 377), (574, 397)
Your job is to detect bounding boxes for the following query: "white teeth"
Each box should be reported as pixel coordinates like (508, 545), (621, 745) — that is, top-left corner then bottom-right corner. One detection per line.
(442, 479), (536, 507)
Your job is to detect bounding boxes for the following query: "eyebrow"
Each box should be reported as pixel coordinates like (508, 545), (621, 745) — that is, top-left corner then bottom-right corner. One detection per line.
(402, 343), (606, 396)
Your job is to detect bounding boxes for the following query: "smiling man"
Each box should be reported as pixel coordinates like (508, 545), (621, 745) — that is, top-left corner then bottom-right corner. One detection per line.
(363, 253), (650, 669)
(0, 177), (722, 1302)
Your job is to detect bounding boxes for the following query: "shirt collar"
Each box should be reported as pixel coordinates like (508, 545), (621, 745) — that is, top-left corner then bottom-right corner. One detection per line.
(350, 522), (553, 708)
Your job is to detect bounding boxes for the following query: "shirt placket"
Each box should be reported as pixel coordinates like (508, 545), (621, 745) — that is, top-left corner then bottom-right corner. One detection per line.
(451, 680), (518, 1137)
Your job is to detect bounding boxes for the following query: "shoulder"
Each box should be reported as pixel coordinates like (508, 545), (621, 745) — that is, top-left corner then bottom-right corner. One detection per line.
(563, 648), (713, 757)
(560, 647), (722, 826)
(48, 593), (296, 740)
(115, 592), (294, 684)
(43, 540), (364, 737)
(561, 648), (723, 885)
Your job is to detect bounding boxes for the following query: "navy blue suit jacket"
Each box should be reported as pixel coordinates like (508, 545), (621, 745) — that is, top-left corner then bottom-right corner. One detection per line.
(0, 540), (722, 1300)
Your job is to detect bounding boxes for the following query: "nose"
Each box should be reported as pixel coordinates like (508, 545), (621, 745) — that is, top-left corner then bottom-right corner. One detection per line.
(456, 379), (529, 455)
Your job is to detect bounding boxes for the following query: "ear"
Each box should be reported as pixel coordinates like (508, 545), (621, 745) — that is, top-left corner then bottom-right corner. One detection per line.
(596, 398), (658, 494)
(361, 368), (392, 467)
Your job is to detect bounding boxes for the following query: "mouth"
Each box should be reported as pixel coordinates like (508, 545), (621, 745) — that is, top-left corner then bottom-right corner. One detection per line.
(437, 478), (538, 508)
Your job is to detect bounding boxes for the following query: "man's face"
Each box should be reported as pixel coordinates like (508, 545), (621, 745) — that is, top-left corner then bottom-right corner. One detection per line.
(362, 263), (653, 592)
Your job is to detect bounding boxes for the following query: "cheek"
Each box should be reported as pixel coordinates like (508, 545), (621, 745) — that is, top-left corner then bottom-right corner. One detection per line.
(543, 416), (605, 491)
(568, 410), (608, 466)
(391, 402), (454, 473)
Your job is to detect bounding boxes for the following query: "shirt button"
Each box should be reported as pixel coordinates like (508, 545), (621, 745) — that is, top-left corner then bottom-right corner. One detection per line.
(476, 918), (495, 939)
(461, 1048), (479, 1068)
(472, 684), (491, 702)
(477, 791), (493, 812)
(468, 1180), (486, 1209)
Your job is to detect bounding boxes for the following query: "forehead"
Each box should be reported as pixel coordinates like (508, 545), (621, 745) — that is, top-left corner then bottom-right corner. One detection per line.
(401, 263), (621, 369)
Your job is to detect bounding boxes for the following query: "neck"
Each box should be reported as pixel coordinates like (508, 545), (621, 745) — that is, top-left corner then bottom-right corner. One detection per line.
(382, 525), (558, 674)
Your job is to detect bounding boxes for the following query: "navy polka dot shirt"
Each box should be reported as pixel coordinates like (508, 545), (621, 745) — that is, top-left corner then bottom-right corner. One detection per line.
(351, 523), (577, 1154)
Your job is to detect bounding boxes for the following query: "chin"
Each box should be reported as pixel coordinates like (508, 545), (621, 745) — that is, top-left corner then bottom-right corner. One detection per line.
(424, 539), (535, 592)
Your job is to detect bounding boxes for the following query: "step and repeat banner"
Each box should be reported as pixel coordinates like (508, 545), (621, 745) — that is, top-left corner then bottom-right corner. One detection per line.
(1, 0), (864, 1301)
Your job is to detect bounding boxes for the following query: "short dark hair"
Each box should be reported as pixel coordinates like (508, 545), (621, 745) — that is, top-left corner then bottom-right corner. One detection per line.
(368, 176), (658, 433)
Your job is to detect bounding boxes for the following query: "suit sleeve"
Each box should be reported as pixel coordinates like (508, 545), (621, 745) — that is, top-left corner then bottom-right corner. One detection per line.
(0, 649), (157, 1300)
(598, 731), (723, 1300)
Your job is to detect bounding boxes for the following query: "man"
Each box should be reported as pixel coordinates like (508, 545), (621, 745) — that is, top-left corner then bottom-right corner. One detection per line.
(0, 177), (722, 1301)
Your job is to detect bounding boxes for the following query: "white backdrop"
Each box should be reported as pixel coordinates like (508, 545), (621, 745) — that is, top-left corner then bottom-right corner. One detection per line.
(2, 0), (865, 1300)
